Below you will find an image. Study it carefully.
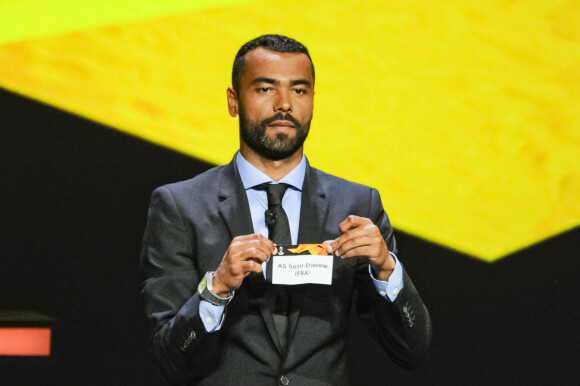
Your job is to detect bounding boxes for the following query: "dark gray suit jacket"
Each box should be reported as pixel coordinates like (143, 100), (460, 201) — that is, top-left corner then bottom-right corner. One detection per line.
(140, 155), (431, 385)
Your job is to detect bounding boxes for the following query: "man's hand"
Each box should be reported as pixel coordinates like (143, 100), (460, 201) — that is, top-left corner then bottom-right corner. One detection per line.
(212, 234), (276, 297)
(326, 215), (395, 281)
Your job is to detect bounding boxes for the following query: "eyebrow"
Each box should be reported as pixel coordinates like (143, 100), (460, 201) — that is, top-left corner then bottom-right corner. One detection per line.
(251, 77), (312, 88)
(291, 79), (312, 88)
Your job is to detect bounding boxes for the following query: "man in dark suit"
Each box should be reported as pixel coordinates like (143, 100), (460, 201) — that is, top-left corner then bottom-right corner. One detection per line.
(140, 34), (431, 385)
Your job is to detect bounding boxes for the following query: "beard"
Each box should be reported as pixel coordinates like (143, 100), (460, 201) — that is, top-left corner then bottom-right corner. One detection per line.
(239, 107), (311, 161)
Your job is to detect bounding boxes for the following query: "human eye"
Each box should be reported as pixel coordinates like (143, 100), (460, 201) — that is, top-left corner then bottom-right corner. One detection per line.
(257, 86), (274, 93)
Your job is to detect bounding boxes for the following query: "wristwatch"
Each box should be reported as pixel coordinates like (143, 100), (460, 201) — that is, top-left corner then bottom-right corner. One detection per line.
(197, 271), (234, 306)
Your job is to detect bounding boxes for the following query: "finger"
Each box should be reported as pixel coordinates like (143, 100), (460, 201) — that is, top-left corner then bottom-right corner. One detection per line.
(336, 235), (380, 257)
(338, 222), (382, 248)
(223, 256), (265, 277)
(238, 259), (264, 274)
(339, 245), (375, 259)
(323, 239), (338, 254)
(338, 215), (372, 234)
(231, 234), (276, 254)
(231, 246), (272, 263)
(232, 233), (269, 242)
(330, 227), (370, 255)
(229, 238), (275, 261)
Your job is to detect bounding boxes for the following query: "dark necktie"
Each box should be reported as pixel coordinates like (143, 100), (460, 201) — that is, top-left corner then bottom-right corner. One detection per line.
(255, 183), (292, 350)
(263, 183), (292, 245)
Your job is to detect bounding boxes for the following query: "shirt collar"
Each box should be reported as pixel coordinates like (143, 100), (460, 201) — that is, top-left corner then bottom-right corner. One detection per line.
(236, 152), (306, 191)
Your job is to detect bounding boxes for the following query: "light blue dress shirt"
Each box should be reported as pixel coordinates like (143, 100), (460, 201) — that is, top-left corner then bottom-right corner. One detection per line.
(199, 153), (404, 332)
(237, 152), (306, 245)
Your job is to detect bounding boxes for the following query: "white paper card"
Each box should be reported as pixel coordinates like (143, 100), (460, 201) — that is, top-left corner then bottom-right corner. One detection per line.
(271, 254), (334, 285)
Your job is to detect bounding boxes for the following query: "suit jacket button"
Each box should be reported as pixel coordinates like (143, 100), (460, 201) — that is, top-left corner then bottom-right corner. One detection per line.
(280, 375), (290, 385)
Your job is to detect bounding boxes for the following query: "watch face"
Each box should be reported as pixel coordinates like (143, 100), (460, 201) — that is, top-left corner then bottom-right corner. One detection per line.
(199, 275), (208, 290)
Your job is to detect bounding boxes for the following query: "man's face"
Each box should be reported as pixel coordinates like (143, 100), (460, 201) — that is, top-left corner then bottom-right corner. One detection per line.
(228, 47), (314, 161)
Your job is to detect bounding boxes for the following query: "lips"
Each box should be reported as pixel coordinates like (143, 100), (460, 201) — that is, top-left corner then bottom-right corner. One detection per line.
(262, 112), (302, 129)
(268, 120), (295, 127)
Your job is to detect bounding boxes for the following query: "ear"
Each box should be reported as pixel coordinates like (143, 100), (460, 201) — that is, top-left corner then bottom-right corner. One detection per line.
(227, 87), (239, 117)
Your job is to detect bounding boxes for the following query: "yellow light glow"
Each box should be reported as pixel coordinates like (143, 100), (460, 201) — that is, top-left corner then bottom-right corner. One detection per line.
(0, 0), (578, 260)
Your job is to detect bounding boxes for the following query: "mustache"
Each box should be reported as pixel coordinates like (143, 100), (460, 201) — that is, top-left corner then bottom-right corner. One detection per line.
(261, 112), (302, 128)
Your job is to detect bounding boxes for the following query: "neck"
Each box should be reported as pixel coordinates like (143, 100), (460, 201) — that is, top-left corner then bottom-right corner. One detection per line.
(239, 144), (303, 182)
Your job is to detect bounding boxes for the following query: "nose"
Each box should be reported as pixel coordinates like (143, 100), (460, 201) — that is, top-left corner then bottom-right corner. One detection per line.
(274, 90), (292, 113)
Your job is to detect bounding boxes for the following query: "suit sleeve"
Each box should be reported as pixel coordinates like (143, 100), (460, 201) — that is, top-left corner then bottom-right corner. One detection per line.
(356, 187), (432, 369)
(140, 186), (223, 384)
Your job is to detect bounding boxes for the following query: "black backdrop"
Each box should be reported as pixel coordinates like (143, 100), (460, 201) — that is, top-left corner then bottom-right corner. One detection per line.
(1, 88), (579, 385)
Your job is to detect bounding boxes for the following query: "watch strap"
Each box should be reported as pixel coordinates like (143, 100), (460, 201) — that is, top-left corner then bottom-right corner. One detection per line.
(198, 271), (234, 306)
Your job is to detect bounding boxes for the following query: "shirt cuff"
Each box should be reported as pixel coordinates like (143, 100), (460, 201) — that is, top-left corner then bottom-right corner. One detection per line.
(199, 300), (226, 332)
(369, 252), (404, 302)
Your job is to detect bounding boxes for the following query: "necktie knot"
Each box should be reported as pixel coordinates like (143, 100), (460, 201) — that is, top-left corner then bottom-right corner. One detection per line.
(254, 183), (290, 207)
(253, 183), (291, 245)
(265, 183), (289, 207)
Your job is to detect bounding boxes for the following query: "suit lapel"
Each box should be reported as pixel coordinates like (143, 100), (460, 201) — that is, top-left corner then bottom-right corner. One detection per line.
(217, 155), (285, 355)
(297, 164), (329, 244)
(217, 157), (254, 238)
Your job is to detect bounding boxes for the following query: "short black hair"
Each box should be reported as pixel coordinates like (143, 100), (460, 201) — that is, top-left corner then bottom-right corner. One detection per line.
(232, 34), (314, 93)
